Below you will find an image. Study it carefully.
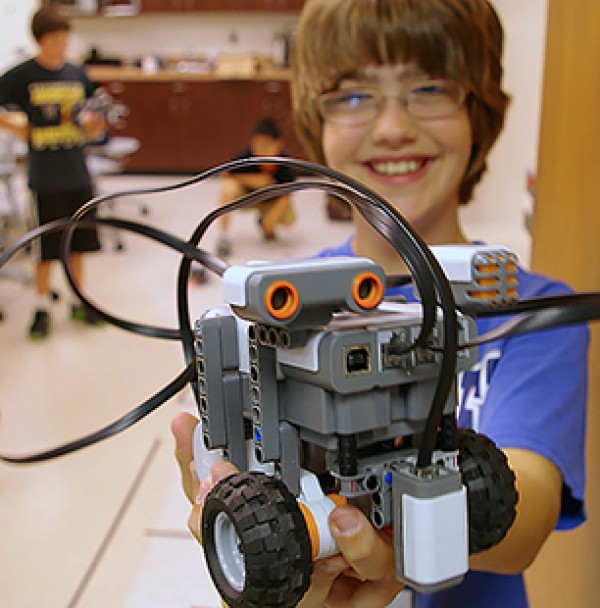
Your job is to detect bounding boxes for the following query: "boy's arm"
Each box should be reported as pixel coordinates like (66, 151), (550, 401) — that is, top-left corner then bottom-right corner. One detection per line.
(469, 447), (562, 574)
(0, 111), (28, 140)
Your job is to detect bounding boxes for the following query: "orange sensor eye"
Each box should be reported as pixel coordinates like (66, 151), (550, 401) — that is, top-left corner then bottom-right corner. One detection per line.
(352, 272), (384, 309)
(264, 280), (300, 320)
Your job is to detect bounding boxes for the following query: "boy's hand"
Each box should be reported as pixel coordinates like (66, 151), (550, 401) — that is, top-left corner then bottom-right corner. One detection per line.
(0, 112), (29, 140)
(299, 505), (404, 608)
(78, 109), (107, 141)
(171, 412), (237, 544)
(171, 412), (404, 608)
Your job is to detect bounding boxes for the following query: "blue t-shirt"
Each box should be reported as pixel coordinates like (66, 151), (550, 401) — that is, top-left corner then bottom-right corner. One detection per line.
(315, 237), (588, 608)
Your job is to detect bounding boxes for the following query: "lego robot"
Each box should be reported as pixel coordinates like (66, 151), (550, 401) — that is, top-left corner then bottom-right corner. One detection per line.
(193, 247), (519, 608)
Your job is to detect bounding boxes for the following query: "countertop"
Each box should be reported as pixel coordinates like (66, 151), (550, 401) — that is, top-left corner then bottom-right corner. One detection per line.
(86, 65), (292, 83)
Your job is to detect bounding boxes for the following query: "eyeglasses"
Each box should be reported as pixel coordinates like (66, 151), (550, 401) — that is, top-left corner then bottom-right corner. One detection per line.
(317, 80), (466, 124)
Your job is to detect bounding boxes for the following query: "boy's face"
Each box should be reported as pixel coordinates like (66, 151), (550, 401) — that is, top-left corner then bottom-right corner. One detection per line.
(321, 63), (472, 235)
(38, 30), (70, 66)
(250, 133), (283, 157)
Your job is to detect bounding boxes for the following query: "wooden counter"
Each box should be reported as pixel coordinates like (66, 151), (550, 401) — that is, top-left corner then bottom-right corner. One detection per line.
(86, 65), (304, 173)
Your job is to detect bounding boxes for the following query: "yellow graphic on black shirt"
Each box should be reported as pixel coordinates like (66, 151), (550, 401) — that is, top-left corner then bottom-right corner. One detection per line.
(28, 80), (86, 150)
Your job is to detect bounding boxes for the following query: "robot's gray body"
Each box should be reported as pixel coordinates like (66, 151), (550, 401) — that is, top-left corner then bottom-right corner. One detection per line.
(194, 251), (518, 601)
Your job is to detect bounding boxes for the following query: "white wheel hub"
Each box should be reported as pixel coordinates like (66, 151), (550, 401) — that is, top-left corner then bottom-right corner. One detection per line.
(214, 511), (246, 591)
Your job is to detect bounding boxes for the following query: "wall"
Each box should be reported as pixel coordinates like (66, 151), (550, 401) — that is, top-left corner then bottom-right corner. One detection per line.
(460, 0), (547, 266)
(0, 1), (38, 72)
(0, 1), (298, 68)
(68, 13), (298, 63)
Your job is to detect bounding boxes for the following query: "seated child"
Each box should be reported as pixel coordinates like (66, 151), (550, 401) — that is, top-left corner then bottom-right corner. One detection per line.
(215, 118), (296, 257)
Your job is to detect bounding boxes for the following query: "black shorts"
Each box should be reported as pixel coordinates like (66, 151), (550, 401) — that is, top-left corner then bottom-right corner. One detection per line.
(33, 188), (101, 261)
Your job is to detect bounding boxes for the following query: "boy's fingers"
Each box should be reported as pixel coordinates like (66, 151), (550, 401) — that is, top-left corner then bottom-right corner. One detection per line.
(329, 506), (397, 581)
(171, 412), (198, 462)
(328, 574), (405, 608)
(298, 556), (349, 608)
(188, 488), (403, 608)
(188, 502), (204, 544)
(188, 461), (240, 544)
(171, 412), (200, 503)
(211, 460), (239, 484)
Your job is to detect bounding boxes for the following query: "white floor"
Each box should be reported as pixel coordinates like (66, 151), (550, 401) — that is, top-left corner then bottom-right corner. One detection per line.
(0, 170), (530, 608)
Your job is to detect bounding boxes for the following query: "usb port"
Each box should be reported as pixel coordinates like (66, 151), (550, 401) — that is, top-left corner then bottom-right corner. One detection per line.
(344, 345), (371, 375)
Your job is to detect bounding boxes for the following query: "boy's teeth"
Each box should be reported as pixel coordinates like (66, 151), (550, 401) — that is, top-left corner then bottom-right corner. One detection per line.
(373, 160), (422, 175)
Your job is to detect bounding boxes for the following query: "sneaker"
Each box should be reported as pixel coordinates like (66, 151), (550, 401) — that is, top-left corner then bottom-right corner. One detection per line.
(71, 304), (105, 327)
(258, 217), (276, 241)
(190, 265), (209, 285)
(216, 235), (232, 258)
(29, 309), (50, 341)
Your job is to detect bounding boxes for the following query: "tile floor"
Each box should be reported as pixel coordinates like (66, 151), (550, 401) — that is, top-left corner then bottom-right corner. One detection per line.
(0, 169), (530, 608)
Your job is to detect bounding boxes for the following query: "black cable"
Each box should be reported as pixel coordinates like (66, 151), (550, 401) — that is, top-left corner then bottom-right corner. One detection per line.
(0, 157), (458, 466)
(0, 218), (70, 267)
(60, 160), (443, 356)
(386, 274), (413, 288)
(64, 216), (227, 339)
(172, 177), (441, 368)
(0, 215), (220, 340)
(462, 292), (600, 317)
(3, 156), (597, 466)
(459, 296), (600, 348)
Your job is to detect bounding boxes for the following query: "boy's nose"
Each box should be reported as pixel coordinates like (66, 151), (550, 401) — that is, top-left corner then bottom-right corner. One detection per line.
(372, 98), (419, 147)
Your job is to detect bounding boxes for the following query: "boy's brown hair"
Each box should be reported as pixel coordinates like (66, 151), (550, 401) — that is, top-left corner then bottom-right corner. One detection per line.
(31, 5), (71, 42)
(291, 0), (510, 203)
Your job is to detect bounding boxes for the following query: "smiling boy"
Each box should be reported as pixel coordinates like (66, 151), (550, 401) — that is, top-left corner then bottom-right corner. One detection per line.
(173, 2), (589, 607)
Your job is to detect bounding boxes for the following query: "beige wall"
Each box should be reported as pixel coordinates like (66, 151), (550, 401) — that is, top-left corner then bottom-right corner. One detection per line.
(526, 0), (600, 605)
(461, 0), (547, 267)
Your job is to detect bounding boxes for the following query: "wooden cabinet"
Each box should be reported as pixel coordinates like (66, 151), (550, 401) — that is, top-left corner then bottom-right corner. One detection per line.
(100, 0), (139, 14)
(251, 0), (305, 10)
(140, 0), (303, 12)
(102, 78), (304, 173)
(140, 0), (197, 10)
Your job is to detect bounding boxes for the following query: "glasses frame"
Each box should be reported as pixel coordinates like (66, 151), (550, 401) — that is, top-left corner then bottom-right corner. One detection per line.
(316, 79), (467, 125)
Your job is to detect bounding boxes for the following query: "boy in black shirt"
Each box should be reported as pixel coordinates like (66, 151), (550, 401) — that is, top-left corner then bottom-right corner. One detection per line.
(0, 6), (107, 340)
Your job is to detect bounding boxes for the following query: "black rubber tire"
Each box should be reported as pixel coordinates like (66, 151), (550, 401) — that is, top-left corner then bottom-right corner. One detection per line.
(202, 470), (313, 608)
(458, 429), (518, 554)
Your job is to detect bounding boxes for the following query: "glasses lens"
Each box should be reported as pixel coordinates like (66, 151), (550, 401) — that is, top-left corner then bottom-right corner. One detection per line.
(318, 89), (381, 124)
(408, 81), (465, 118)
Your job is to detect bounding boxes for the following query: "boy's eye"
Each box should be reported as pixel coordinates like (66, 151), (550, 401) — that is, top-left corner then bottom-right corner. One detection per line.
(336, 90), (377, 108)
(317, 88), (381, 122)
(411, 81), (458, 101)
(413, 83), (446, 94)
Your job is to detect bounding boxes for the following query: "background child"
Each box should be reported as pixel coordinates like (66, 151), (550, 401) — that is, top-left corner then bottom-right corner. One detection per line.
(215, 117), (296, 258)
(0, 5), (107, 340)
